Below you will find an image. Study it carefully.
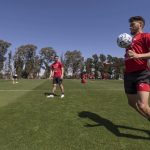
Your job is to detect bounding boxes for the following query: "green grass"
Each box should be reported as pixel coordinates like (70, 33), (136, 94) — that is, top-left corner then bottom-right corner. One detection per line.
(0, 79), (149, 150)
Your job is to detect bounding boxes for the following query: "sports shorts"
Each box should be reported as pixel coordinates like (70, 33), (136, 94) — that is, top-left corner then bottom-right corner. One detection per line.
(53, 77), (63, 85)
(124, 70), (150, 94)
(13, 75), (17, 79)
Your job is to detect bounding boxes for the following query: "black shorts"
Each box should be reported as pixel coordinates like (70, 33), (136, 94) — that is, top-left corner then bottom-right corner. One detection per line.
(53, 77), (63, 85)
(13, 76), (17, 79)
(124, 70), (150, 94)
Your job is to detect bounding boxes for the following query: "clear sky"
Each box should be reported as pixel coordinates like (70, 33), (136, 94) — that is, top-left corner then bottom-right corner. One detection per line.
(1, 0), (150, 58)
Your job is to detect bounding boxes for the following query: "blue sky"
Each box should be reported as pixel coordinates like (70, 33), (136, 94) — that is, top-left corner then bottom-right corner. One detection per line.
(1, 0), (150, 58)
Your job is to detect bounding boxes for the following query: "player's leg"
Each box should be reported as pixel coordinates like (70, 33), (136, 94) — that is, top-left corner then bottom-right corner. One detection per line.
(47, 77), (57, 98)
(136, 71), (150, 119)
(12, 78), (15, 84)
(137, 86), (150, 119)
(60, 84), (64, 93)
(15, 78), (18, 83)
(52, 84), (57, 94)
(52, 77), (58, 94)
(47, 84), (57, 98)
(127, 94), (148, 118)
(124, 73), (149, 118)
(58, 78), (64, 98)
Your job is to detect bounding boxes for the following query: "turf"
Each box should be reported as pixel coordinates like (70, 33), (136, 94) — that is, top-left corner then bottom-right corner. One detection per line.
(0, 79), (149, 150)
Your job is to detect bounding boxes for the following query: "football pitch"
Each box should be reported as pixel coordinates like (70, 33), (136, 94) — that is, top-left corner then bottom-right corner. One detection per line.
(0, 79), (149, 150)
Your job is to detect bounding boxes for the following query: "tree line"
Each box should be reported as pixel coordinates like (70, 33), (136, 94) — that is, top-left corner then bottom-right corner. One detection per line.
(0, 39), (124, 79)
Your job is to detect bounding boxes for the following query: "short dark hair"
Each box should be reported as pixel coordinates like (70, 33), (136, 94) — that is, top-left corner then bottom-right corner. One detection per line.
(54, 55), (59, 58)
(129, 16), (145, 27)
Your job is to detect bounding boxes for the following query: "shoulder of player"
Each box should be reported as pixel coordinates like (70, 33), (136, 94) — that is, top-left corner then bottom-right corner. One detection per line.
(141, 32), (150, 37)
(50, 62), (55, 67)
(58, 61), (63, 65)
(51, 61), (63, 66)
(51, 62), (54, 66)
(136, 33), (150, 42)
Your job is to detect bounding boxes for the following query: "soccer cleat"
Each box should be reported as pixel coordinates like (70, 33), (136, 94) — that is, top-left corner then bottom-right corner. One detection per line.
(60, 94), (64, 98)
(47, 94), (54, 98)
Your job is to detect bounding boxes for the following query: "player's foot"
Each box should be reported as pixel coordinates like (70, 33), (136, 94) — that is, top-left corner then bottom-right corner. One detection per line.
(47, 94), (54, 98)
(60, 94), (64, 98)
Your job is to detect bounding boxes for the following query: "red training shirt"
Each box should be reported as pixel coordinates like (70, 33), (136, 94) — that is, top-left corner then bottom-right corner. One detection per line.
(51, 61), (63, 77)
(125, 33), (150, 73)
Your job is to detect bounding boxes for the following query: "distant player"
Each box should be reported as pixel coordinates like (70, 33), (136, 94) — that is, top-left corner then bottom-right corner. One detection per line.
(81, 71), (87, 84)
(124, 16), (150, 120)
(47, 55), (65, 98)
(12, 73), (18, 84)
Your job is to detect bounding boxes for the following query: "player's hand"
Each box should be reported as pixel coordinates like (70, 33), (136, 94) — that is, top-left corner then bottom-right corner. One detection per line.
(127, 50), (139, 59)
(49, 76), (53, 80)
(60, 76), (63, 79)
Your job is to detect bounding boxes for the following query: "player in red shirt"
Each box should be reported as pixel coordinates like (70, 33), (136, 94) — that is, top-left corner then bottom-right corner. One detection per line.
(124, 16), (150, 120)
(47, 55), (64, 98)
(81, 72), (87, 84)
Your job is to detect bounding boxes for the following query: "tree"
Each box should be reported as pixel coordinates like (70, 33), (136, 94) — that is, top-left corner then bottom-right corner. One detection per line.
(13, 44), (37, 78)
(99, 54), (106, 63)
(39, 47), (56, 78)
(33, 55), (42, 79)
(85, 57), (93, 74)
(111, 57), (122, 79)
(0, 40), (11, 77)
(8, 51), (12, 75)
(4, 51), (13, 79)
(92, 54), (100, 79)
(64, 50), (84, 77)
(107, 55), (113, 63)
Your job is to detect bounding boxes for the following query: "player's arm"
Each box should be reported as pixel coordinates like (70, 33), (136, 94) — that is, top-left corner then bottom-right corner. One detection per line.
(49, 68), (54, 79)
(61, 67), (64, 79)
(127, 49), (150, 59)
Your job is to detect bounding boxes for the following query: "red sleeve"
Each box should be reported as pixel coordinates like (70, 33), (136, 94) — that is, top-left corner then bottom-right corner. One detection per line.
(50, 64), (53, 70)
(59, 62), (63, 68)
(144, 33), (150, 49)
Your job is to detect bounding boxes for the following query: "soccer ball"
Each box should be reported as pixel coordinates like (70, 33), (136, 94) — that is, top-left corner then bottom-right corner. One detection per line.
(117, 33), (132, 48)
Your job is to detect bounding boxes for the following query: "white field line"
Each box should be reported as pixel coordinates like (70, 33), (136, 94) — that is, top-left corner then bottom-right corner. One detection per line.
(0, 89), (123, 92)
(0, 90), (44, 92)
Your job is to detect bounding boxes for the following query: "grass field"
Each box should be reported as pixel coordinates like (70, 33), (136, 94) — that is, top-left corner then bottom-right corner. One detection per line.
(0, 79), (149, 150)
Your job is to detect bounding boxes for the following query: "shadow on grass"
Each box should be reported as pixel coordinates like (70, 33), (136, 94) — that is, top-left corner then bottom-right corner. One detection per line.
(44, 92), (60, 97)
(78, 111), (150, 140)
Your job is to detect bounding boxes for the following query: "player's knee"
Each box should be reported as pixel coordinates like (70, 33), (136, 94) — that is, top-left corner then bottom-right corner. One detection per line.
(53, 84), (57, 88)
(59, 84), (63, 87)
(137, 102), (147, 112)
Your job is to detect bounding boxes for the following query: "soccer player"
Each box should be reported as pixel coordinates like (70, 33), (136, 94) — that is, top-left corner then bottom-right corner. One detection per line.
(47, 55), (65, 98)
(81, 71), (87, 84)
(124, 16), (150, 120)
(12, 73), (18, 84)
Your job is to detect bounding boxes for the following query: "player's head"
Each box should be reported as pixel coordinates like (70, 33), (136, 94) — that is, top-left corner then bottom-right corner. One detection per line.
(54, 55), (59, 62)
(129, 16), (145, 35)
